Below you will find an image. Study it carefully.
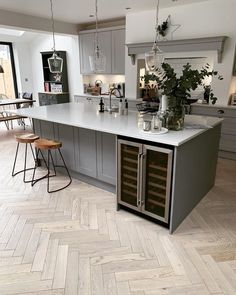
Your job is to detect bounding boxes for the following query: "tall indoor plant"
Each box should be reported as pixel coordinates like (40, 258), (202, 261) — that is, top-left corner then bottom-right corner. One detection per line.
(142, 62), (223, 130)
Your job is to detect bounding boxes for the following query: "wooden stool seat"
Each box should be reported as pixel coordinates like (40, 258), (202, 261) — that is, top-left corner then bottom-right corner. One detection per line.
(34, 138), (62, 150)
(12, 133), (39, 183)
(32, 138), (71, 193)
(15, 133), (39, 144)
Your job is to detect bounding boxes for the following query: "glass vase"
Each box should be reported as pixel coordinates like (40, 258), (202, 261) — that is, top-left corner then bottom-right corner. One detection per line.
(167, 100), (185, 131)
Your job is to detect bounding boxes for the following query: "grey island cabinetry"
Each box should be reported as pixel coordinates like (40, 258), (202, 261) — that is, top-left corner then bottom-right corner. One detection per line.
(11, 102), (222, 233)
(191, 104), (236, 160)
(34, 119), (116, 188)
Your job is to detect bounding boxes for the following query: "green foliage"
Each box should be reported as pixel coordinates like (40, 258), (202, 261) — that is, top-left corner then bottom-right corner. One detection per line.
(141, 63), (223, 105)
(157, 18), (169, 37)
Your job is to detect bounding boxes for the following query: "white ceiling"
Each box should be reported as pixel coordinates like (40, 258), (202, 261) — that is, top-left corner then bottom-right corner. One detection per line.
(0, 0), (211, 25)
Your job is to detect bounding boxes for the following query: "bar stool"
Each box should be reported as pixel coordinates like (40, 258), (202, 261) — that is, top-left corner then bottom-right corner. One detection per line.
(31, 138), (72, 193)
(12, 133), (40, 183)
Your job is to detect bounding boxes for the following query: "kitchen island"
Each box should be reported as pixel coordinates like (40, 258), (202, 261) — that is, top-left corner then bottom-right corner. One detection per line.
(10, 102), (222, 233)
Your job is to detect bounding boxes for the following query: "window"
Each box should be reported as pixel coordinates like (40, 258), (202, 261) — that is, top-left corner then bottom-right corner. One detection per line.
(0, 42), (18, 98)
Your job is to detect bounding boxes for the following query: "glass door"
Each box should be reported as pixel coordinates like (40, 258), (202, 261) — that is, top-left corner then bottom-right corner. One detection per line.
(141, 145), (173, 223)
(0, 42), (18, 98)
(118, 140), (142, 211)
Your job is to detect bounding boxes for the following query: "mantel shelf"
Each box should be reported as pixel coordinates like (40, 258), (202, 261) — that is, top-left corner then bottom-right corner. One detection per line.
(126, 36), (227, 65)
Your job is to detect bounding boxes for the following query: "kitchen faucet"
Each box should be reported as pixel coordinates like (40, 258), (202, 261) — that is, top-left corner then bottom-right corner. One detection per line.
(108, 87), (122, 114)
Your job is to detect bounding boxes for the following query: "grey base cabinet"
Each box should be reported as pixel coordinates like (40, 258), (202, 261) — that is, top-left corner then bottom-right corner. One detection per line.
(33, 119), (116, 186)
(38, 92), (69, 106)
(97, 132), (116, 185)
(75, 128), (97, 178)
(191, 104), (236, 160)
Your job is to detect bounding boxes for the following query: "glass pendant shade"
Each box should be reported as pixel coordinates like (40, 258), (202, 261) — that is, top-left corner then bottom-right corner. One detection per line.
(90, 0), (106, 72)
(48, 52), (63, 73)
(145, 0), (165, 72)
(48, 0), (63, 73)
(145, 42), (165, 72)
(89, 46), (106, 73)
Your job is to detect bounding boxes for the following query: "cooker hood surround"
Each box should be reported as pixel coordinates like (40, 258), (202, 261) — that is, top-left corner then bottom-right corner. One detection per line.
(127, 36), (227, 65)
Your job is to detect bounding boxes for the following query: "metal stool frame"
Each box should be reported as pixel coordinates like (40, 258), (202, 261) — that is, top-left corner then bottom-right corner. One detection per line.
(31, 147), (72, 193)
(12, 142), (37, 183)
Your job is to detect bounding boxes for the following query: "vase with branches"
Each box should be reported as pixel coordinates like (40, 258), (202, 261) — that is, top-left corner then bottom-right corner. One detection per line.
(142, 62), (223, 130)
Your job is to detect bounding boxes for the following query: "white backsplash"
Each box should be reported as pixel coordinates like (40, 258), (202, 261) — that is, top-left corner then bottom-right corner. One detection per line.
(165, 57), (214, 100)
(83, 74), (125, 86)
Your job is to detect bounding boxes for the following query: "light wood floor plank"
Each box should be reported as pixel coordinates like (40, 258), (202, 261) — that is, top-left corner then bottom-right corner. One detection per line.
(0, 125), (236, 294)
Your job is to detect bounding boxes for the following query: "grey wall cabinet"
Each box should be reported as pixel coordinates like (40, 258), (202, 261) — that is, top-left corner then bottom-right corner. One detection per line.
(112, 29), (126, 74)
(97, 132), (116, 185)
(79, 28), (125, 74)
(98, 31), (112, 74)
(79, 33), (95, 74)
(76, 128), (97, 178)
(191, 104), (236, 160)
(38, 93), (69, 106)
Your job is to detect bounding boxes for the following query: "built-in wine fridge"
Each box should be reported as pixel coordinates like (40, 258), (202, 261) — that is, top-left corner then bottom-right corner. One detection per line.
(117, 139), (173, 224)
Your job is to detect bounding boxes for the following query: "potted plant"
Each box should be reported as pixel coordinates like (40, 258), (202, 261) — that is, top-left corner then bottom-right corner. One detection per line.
(142, 62), (223, 130)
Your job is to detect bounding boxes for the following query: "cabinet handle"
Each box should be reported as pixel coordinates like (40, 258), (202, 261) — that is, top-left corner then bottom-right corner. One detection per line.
(217, 109), (224, 115)
(140, 153), (145, 207)
(137, 153), (142, 208)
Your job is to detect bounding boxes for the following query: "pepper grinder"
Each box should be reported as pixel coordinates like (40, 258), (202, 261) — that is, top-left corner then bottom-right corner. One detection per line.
(99, 97), (104, 113)
(124, 99), (128, 115)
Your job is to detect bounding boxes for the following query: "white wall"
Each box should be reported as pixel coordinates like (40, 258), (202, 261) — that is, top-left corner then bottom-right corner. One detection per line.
(29, 33), (83, 103)
(13, 42), (34, 95)
(125, 0), (236, 105)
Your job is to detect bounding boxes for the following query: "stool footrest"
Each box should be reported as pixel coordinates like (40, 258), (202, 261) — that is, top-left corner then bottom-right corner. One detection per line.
(31, 147), (72, 193)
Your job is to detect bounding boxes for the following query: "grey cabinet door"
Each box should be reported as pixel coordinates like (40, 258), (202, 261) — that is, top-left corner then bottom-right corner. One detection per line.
(33, 119), (41, 136)
(79, 31), (112, 74)
(38, 93), (69, 106)
(55, 124), (75, 171)
(97, 132), (116, 185)
(98, 31), (112, 74)
(40, 120), (55, 139)
(79, 33), (95, 74)
(75, 128), (97, 178)
(112, 29), (125, 74)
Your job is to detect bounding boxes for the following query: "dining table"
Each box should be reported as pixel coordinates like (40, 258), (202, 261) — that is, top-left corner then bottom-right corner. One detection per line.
(0, 98), (36, 107)
(0, 98), (36, 130)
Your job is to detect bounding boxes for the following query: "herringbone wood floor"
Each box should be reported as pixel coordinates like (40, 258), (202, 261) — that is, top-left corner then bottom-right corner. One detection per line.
(0, 123), (236, 295)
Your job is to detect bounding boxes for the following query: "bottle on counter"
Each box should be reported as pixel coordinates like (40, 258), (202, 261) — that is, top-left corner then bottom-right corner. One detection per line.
(124, 98), (128, 115)
(99, 97), (104, 113)
(119, 98), (124, 115)
(151, 113), (161, 131)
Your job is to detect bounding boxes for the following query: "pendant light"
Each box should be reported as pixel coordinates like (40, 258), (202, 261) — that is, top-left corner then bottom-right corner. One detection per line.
(89, 0), (106, 73)
(145, 0), (165, 72)
(48, 0), (63, 73)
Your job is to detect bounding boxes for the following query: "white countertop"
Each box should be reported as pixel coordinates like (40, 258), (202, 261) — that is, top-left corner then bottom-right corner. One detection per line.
(75, 93), (143, 101)
(192, 102), (236, 109)
(9, 102), (222, 146)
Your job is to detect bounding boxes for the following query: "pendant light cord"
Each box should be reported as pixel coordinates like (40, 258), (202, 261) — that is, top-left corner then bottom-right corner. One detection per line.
(50, 0), (56, 52)
(154, 0), (160, 43)
(95, 0), (99, 50)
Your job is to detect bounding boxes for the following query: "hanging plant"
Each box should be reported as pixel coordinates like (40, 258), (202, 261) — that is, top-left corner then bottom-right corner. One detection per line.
(157, 15), (170, 37)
